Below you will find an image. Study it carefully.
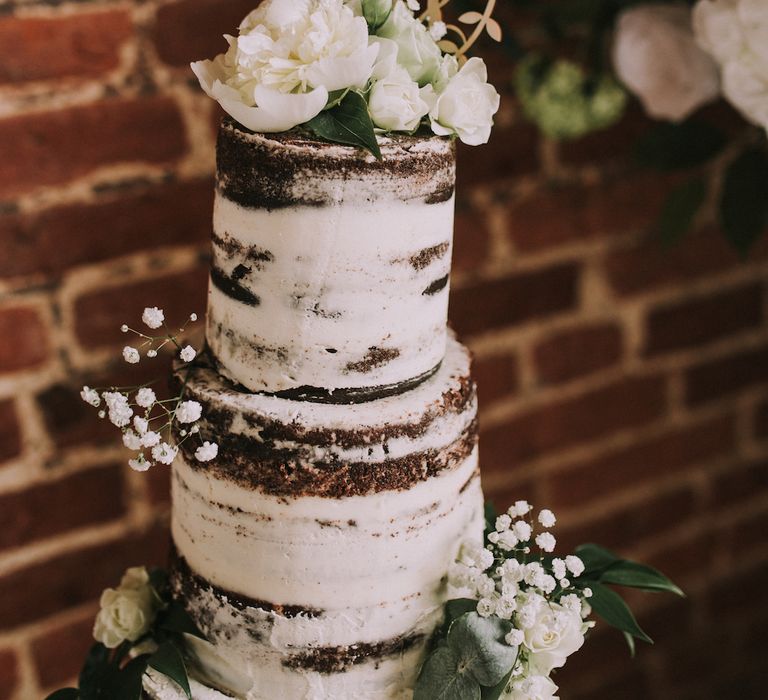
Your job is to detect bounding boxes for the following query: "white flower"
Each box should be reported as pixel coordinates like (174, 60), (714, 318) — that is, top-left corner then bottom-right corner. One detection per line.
(475, 573), (496, 597)
(128, 454), (151, 472)
(191, 0), (377, 133)
(140, 431), (161, 448)
(122, 430), (143, 451)
(378, 1), (442, 85)
(478, 548), (495, 571)
(583, 587), (593, 598)
(142, 307), (164, 330)
(135, 387), (156, 408)
(121, 324), (129, 333)
(176, 400), (203, 424)
(406, 0), (420, 10)
(496, 514), (512, 532)
(504, 629), (526, 650)
(512, 520), (532, 542)
(80, 386), (101, 407)
(524, 604), (586, 675)
(613, 4), (720, 121)
(122, 346), (140, 364)
(694, 0), (768, 131)
(498, 530), (519, 551)
(495, 596), (517, 620)
(151, 442), (178, 465)
(93, 568), (156, 648)
(524, 562), (545, 587)
(560, 593), (582, 613)
(510, 500), (531, 517)
(133, 416), (149, 435)
(147, 349), (158, 358)
(179, 345), (197, 363)
(536, 532), (556, 553)
(565, 555), (585, 577)
(501, 559), (524, 583)
(103, 392), (133, 428)
(476, 597), (496, 617)
(189, 313), (198, 322)
(488, 531), (501, 544)
(368, 66), (431, 131)
(195, 441), (219, 462)
(552, 558), (567, 581)
(504, 674), (559, 700)
(538, 574), (557, 594)
(429, 20), (447, 41)
(538, 509), (556, 528)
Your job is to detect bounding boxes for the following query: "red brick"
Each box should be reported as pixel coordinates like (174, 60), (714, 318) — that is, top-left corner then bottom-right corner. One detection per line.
(452, 198), (490, 274)
(0, 464), (125, 552)
(0, 12), (132, 85)
(569, 669), (651, 700)
(0, 400), (21, 465)
(0, 520), (169, 631)
(0, 97), (187, 198)
(0, 649), (18, 700)
(645, 283), (764, 357)
(0, 178), (213, 279)
(0, 306), (48, 374)
(709, 560), (768, 618)
(754, 399), (768, 439)
(31, 610), (96, 689)
(534, 322), (623, 385)
(546, 414), (735, 509)
(729, 506), (768, 557)
(481, 374), (667, 471)
(507, 173), (672, 253)
(685, 343), (768, 406)
(605, 225), (768, 297)
(449, 262), (580, 337)
(146, 463), (172, 506)
(711, 460), (768, 512)
(638, 594), (696, 649)
(73, 267), (208, 348)
(473, 351), (519, 407)
(154, 0), (258, 66)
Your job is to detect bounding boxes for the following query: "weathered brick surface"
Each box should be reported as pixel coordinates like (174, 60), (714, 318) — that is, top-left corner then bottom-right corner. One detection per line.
(453, 198), (491, 274)
(473, 352), (519, 407)
(685, 343), (768, 406)
(0, 649), (18, 700)
(0, 400), (21, 465)
(0, 97), (187, 198)
(0, 306), (49, 374)
(0, 12), (132, 85)
(0, 464), (125, 552)
(31, 612), (95, 689)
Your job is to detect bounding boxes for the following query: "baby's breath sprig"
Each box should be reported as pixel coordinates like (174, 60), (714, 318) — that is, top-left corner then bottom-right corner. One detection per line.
(80, 306), (218, 473)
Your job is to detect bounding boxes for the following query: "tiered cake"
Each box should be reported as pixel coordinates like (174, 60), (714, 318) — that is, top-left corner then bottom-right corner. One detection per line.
(153, 119), (484, 699)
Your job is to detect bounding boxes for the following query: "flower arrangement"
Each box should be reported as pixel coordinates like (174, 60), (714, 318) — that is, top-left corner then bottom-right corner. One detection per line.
(45, 566), (203, 700)
(191, 0), (501, 157)
(506, 0), (768, 254)
(79, 307), (218, 473)
(414, 502), (683, 700)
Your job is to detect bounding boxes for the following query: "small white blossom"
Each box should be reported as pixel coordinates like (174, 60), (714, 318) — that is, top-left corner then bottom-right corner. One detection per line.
(478, 548), (495, 571)
(539, 574), (557, 594)
(128, 454), (151, 472)
(560, 594), (582, 613)
(151, 442), (178, 465)
(179, 345), (197, 363)
(142, 307), (164, 330)
(189, 313), (198, 322)
(501, 559), (524, 582)
(121, 324), (129, 333)
(583, 587), (593, 598)
(495, 514), (512, 532)
(147, 349), (158, 358)
(429, 20), (447, 40)
(141, 431), (161, 448)
(501, 581), (519, 599)
(475, 574), (496, 597)
(103, 392), (133, 428)
(122, 430), (143, 451)
(552, 558), (567, 581)
(448, 563), (472, 588)
(195, 441), (219, 462)
(176, 400), (202, 424)
(505, 629), (525, 647)
(509, 500), (531, 517)
(488, 531), (500, 544)
(476, 597), (496, 618)
(133, 416), (148, 434)
(122, 346), (140, 364)
(538, 509), (557, 528)
(513, 520), (532, 542)
(135, 387), (156, 408)
(98, 410), (106, 419)
(536, 532), (557, 553)
(498, 530), (519, 551)
(524, 562), (545, 586)
(80, 386), (101, 407)
(190, 424), (200, 434)
(406, 0), (420, 11)
(560, 578), (570, 589)
(565, 555), (585, 577)
(495, 596), (517, 619)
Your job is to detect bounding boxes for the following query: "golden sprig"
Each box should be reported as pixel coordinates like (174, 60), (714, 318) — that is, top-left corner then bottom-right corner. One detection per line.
(422, 0), (502, 61)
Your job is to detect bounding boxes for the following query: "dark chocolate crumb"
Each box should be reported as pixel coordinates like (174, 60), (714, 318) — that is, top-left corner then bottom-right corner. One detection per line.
(422, 275), (449, 296)
(344, 347), (401, 374)
(409, 242), (450, 270)
(210, 267), (261, 307)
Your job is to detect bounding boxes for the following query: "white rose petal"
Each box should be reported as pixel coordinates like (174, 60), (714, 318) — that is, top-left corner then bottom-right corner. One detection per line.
(378, 1), (442, 85)
(141, 307), (164, 330)
(368, 66), (431, 131)
(506, 674), (559, 700)
(524, 604), (586, 675)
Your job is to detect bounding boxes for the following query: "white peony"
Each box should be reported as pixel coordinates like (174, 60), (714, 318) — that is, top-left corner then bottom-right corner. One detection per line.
(429, 57), (500, 145)
(612, 4), (720, 122)
(368, 66), (432, 131)
(524, 603), (586, 675)
(503, 674), (559, 700)
(694, 0), (768, 130)
(93, 567), (156, 648)
(377, 0), (442, 85)
(191, 0), (378, 132)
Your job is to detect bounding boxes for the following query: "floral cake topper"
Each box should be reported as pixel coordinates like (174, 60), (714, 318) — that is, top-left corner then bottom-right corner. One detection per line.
(191, 0), (501, 156)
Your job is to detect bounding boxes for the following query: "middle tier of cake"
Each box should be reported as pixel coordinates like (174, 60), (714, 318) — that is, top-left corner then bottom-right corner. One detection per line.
(169, 334), (483, 699)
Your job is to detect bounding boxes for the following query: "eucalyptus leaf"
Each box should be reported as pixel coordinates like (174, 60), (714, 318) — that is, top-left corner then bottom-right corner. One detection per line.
(149, 642), (192, 700)
(447, 613), (517, 687)
(574, 543), (621, 576)
(721, 147), (768, 257)
(589, 582), (653, 644)
(481, 667), (514, 700)
(600, 561), (685, 597)
(306, 91), (382, 159)
(362, 0), (393, 31)
(441, 598), (480, 637)
(44, 690), (79, 700)
(657, 177), (707, 248)
(414, 646), (481, 700)
(634, 120), (726, 171)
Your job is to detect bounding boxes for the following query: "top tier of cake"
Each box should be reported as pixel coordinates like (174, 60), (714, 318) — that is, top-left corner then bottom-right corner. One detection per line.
(207, 118), (457, 400)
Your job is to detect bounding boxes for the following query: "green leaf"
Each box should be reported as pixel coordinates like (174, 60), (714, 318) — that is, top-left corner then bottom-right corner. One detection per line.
(362, 0), (393, 31)
(634, 120), (726, 171)
(78, 644), (111, 698)
(574, 543), (621, 576)
(149, 642), (192, 700)
(306, 91), (382, 159)
(149, 567), (169, 598)
(657, 177), (707, 248)
(158, 601), (204, 639)
(44, 690), (79, 700)
(599, 561), (685, 597)
(111, 654), (149, 700)
(484, 502), (498, 537)
(447, 613), (518, 687)
(481, 668), (514, 700)
(589, 582), (653, 644)
(623, 630), (636, 658)
(324, 88), (350, 111)
(721, 147), (768, 257)
(414, 647), (481, 700)
(441, 598), (479, 637)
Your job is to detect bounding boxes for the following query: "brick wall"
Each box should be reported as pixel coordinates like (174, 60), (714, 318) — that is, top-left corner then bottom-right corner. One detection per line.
(1, 2), (767, 699)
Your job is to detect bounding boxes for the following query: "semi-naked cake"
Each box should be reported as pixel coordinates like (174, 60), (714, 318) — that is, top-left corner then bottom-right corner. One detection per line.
(143, 118), (485, 699)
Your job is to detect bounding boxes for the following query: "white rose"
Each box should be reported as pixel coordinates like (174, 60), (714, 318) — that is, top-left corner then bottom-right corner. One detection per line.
(191, 0), (378, 133)
(120, 566), (150, 591)
(503, 674), (559, 700)
(377, 1), (442, 85)
(429, 57), (500, 145)
(613, 4), (720, 122)
(92, 579), (156, 648)
(369, 66), (430, 131)
(524, 604), (586, 675)
(693, 0), (745, 64)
